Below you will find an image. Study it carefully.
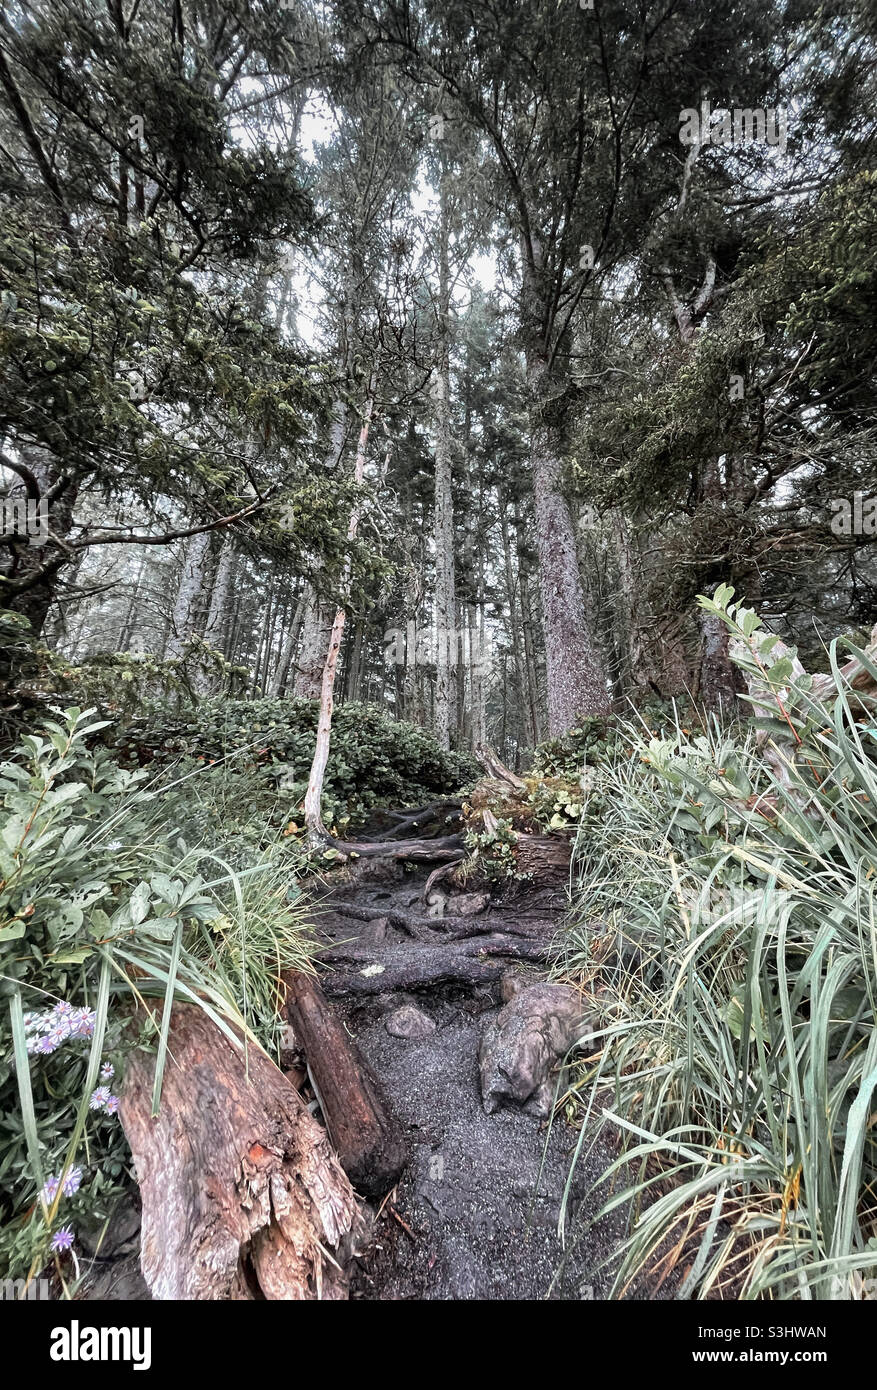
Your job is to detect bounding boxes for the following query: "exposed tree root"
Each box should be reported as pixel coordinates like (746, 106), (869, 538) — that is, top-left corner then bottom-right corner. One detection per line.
(424, 858), (464, 898)
(320, 933), (551, 996)
(325, 831), (465, 863)
(364, 799), (463, 840)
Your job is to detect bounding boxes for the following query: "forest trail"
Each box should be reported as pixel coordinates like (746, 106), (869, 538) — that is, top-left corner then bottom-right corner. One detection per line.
(306, 856), (623, 1300)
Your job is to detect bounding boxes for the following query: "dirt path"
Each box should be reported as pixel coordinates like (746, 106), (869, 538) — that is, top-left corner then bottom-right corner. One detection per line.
(309, 858), (624, 1300)
(82, 844), (625, 1302)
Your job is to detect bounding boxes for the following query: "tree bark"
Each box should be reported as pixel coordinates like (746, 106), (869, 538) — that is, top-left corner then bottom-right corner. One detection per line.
(433, 162), (457, 749)
(203, 533), (236, 653)
(500, 505), (531, 750)
(522, 241), (611, 739)
(164, 530), (211, 660)
(283, 972), (407, 1197)
(293, 586), (336, 698)
(516, 513), (544, 745)
(120, 1004), (361, 1301)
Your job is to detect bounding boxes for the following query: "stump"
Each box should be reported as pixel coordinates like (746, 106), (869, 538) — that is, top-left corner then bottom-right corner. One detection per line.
(120, 1004), (361, 1300)
(514, 831), (572, 885)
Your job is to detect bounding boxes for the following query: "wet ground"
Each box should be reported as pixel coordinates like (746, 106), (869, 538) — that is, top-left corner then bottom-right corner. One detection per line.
(314, 860), (625, 1300)
(81, 855), (626, 1301)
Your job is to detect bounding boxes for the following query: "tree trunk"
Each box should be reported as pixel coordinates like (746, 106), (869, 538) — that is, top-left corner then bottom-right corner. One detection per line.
(527, 358), (610, 731)
(521, 243), (610, 732)
(164, 530), (211, 661)
(293, 586), (336, 698)
(303, 369), (377, 843)
(203, 534), (236, 653)
(611, 508), (666, 697)
(1, 448), (79, 636)
(270, 585), (306, 697)
(500, 505), (530, 751)
(433, 164), (457, 749)
(515, 513), (543, 746)
(116, 554), (146, 652)
(293, 378), (350, 699)
(255, 577), (276, 695)
(120, 1004), (360, 1301)
(698, 607), (741, 714)
(468, 597), (486, 747)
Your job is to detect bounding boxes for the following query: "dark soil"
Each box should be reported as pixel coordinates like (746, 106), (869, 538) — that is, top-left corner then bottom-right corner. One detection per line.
(81, 850), (627, 1302)
(310, 858), (625, 1301)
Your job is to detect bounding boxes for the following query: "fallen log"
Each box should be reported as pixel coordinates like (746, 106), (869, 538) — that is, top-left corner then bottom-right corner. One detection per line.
(514, 832), (573, 884)
(283, 971), (408, 1198)
(120, 1004), (361, 1300)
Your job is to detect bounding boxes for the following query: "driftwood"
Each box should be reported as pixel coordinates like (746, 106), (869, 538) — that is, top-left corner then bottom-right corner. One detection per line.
(283, 971), (407, 1197)
(120, 1004), (360, 1300)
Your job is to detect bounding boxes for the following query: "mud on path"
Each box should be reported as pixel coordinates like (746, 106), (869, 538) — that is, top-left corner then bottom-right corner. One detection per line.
(308, 857), (624, 1301)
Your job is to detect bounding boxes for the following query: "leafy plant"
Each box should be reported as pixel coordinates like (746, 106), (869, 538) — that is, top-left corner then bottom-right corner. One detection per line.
(111, 697), (478, 830)
(0, 707), (314, 1287)
(560, 594), (877, 1299)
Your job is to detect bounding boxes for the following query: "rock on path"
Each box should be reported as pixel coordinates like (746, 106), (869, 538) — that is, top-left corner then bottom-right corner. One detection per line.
(314, 862), (624, 1300)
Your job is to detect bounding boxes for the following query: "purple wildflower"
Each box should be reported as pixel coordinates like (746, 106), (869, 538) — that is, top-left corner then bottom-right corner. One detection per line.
(69, 1007), (96, 1039)
(105, 1095), (120, 1116)
(50, 1000), (75, 1023)
(23, 1010), (47, 1034)
(36, 1031), (64, 1055)
(50, 1226), (75, 1253)
(89, 1086), (111, 1110)
(41, 1175), (61, 1203)
(62, 1167), (83, 1197)
(99, 1061), (114, 1083)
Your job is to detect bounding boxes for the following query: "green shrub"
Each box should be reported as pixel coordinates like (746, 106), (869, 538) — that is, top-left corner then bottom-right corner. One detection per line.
(560, 593), (877, 1300)
(111, 697), (478, 830)
(0, 707), (314, 1286)
(532, 700), (687, 781)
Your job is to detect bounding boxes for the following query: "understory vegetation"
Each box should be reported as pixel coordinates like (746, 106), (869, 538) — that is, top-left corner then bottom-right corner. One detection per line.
(0, 704), (324, 1282)
(0, 687), (471, 1284)
(1, 0), (875, 1307)
(560, 593), (877, 1299)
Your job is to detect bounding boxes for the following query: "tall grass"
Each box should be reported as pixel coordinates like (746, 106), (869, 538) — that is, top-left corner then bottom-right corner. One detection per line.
(560, 607), (877, 1299)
